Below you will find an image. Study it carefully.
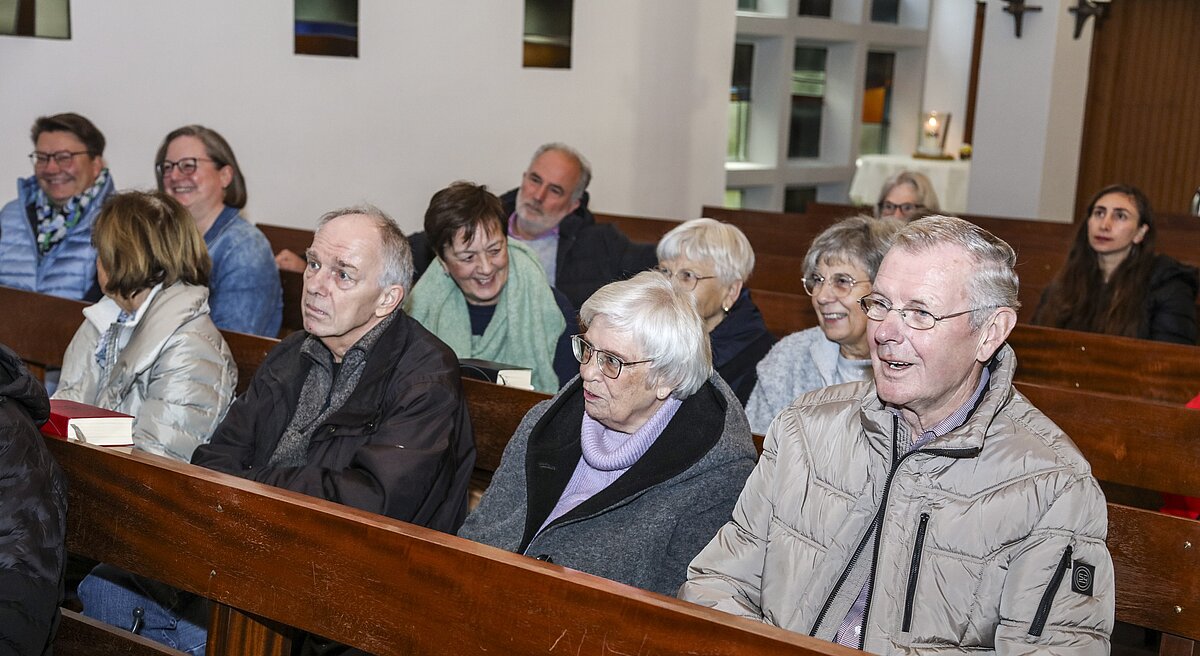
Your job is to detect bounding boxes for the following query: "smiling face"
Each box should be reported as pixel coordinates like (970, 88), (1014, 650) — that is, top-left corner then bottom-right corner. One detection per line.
(161, 135), (233, 229)
(513, 149), (582, 238)
(302, 214), (403, 361)
(33, 131), (103, 206)
(440, 225), (509, 306)
(867, 244), (1011, 433)
(1087, 191), (1147, 267)
(579, 315), (673, 434)
(811, 257), (872, 359)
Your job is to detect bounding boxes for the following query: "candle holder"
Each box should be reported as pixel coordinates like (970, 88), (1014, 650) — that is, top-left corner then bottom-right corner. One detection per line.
(914, 111), (953, 160)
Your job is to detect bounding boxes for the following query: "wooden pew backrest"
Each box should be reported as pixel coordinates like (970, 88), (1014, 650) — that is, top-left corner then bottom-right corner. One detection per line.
(49, 438), (846, 656)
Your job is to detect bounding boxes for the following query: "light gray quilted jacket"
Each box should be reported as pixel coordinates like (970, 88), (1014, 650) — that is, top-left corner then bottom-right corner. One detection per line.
(54, 282), (237, 462)
(681, 345), (1114, 654)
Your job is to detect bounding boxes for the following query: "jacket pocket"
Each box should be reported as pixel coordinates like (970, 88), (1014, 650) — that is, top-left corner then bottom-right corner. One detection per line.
(901, 512), (930, 633)
(1028, 545), (1072, 637)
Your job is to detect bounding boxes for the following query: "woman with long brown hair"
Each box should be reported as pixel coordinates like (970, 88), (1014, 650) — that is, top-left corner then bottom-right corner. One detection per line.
(1032, 184), (1198, 344)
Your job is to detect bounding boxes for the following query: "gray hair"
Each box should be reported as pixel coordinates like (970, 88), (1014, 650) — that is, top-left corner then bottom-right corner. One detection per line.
(803, 214), (903, 281)
(656, 218), (755, 284)
(876, 170), (941, 218)
(891, 215), (1020, 329)
(316, 204), (414, 292)
(531, 142), (592, 203)
(579, 271), (711, 399)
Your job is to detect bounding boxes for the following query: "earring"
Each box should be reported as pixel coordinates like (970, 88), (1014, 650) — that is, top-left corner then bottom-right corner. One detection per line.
(722, 304), (731, 314)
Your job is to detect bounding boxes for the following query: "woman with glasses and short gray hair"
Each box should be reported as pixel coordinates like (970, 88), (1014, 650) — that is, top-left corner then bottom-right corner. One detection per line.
(746, 215), (902, 433)
(655, 218), (776, 405)
(458, 271), (756, 596)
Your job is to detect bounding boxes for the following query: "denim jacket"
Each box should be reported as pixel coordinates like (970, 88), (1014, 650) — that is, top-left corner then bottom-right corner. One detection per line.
(205, 206), (283, 337)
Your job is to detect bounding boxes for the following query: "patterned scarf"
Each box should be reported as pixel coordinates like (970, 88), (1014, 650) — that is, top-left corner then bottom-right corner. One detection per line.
(35, 168), (110, 255)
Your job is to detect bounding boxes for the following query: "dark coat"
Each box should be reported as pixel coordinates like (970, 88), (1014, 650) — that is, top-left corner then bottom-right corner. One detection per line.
(1140, 254), (1199, 345)
(191, 311), (476, 533)
(458, 374), (757, 596)
(711, 289), (777, 405)
(0, 342), (66, 656)
(407, 190), (658, 310)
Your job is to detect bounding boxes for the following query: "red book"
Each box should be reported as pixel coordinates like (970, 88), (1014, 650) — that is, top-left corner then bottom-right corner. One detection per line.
(42, 399), (134, 447)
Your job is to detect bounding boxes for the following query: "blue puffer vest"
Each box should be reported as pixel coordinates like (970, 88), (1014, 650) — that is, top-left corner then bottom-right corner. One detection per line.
(0, 174), (114, 300)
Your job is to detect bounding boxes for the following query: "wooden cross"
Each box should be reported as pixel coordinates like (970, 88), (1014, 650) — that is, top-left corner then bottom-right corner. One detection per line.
(1002, 0), (1043, 38)
(1068, 0), (1109, 39)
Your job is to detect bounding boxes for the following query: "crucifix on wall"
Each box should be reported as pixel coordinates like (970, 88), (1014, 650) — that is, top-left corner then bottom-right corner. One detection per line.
(1001, 0), (1043, 38)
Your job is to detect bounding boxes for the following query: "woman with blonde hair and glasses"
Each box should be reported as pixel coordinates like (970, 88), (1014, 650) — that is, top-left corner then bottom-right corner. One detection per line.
(655, 218), (775, 405)
(746, 215), (902, 433)
(459, 272), (756, 596)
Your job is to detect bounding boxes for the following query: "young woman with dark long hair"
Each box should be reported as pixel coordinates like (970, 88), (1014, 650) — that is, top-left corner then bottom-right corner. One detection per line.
(1031, 184), (1198, 344)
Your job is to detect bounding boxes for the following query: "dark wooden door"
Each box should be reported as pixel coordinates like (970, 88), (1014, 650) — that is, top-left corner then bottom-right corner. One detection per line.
(1075, 0), (1200, 218)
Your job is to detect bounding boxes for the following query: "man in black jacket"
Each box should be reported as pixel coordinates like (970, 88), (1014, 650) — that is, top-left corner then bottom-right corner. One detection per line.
(79, 205), (476, 655)
(0, 342), (67, 656)
(411, 143), (657, 309)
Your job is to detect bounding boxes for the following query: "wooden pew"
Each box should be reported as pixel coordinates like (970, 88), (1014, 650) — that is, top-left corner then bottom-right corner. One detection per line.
(48, 438), (847, 656)
(47, 378), (1200, 655)
(0, 285), (277, 396)
(1, 285), (1195, 652)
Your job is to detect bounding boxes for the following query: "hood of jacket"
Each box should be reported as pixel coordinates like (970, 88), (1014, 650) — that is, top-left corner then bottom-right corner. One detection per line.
(0, 342), (49, 426)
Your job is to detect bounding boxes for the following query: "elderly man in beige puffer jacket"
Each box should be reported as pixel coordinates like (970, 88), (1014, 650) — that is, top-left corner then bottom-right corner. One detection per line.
(681, 216), (1113, 655)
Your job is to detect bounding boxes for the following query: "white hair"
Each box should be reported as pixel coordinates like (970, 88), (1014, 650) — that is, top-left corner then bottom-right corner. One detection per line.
(656, 218), (755, 284)
(579, 271), (711, 398)
(891, 215), (1020, 330)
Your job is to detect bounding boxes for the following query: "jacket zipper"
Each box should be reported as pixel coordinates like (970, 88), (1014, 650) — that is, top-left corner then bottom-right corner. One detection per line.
(810, 415), (901, 639)
(810, 414), (979, 645)
(901, 512), (931, 632)
(1028, 545), (1073, 637)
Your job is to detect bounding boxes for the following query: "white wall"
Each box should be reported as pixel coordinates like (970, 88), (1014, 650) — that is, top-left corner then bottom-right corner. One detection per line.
(922, 0), (974, 157)
(967, 0), (1092, 221)
(0, 0), (734, 233)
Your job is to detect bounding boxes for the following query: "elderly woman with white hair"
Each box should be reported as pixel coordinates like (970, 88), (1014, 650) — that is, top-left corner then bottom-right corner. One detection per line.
(655, 218), (776, 405)
(458, 271), (757, 596)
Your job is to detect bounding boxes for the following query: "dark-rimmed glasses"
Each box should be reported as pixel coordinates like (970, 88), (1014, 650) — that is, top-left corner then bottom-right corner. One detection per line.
(30, 150), (90, 168)
(571, 335), (652, 379)
(156, 157), (215, 178)
(877, 201), (924, 217)
(803, 272), (865, 297)
(653, 265), (715, 291)
(859, 295), (992, 331)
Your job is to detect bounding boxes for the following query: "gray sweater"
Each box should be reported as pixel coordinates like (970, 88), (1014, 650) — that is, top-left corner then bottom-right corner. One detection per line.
(745, 326), (851, 434)
(459, 373), (756, 596)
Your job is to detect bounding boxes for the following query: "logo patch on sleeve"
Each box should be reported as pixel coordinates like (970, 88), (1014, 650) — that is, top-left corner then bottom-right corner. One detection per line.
(1071, 560), (1095, 596)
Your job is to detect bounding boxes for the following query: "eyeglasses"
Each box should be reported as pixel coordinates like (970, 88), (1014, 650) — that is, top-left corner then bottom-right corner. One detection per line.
(858, 295), (992, 331)
(877, 201), (925, 217)
(571, 335), (652, 380)
(156, 157), (215, 177)
(803, 272), (864, 297)
(29, 150), (90, 168)
(653, 265), (716, 291)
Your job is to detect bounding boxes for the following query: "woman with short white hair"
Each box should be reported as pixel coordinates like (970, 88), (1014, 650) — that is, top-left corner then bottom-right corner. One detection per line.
(458, 271), (756, 596)
(655, 218), (776, 404)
